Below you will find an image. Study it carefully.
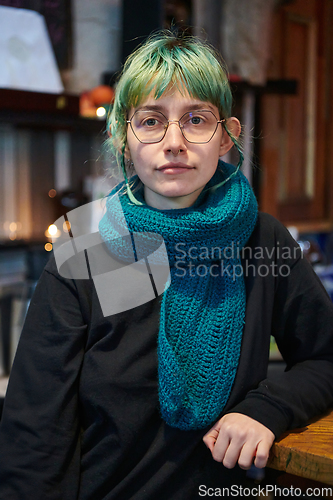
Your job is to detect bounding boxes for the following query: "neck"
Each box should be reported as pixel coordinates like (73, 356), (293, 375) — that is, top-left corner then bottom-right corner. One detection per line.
(143, 186), (204, 210)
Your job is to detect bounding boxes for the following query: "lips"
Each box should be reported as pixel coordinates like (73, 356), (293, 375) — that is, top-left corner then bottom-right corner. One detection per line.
(157, 162), (194, 173)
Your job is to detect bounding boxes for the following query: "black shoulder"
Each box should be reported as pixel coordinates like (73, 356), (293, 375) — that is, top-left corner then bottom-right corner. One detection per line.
(43, 252), (59, 275)
(248, 212), (299, 248)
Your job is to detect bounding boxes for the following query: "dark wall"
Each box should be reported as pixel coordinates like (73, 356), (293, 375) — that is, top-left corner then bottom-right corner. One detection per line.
(122, 0), (163, 64)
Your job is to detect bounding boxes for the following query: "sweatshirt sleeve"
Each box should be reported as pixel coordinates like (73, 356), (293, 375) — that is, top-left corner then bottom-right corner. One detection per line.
(230, 216), (333, 438)
(0, 260), (88, 500)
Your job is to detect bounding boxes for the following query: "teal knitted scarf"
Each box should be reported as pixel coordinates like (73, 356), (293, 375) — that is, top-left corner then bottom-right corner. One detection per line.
(99, 161), (258, 430)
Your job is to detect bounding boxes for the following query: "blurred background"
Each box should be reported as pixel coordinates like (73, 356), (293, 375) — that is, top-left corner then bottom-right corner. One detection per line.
(0, 0), (332, 392)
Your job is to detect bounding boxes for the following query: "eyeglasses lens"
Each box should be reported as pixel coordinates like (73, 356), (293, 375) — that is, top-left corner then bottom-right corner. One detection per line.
(131, 110), (218, 143)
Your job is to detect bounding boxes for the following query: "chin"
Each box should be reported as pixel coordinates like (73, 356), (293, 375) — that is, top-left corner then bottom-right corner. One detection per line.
(157, 182), (201, 198)
(159, 188), (194, 199)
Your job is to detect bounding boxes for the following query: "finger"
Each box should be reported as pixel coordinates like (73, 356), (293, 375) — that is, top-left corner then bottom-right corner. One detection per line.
(220, 437), (243, 469)
(203, 427), (219, 452)
(211, 430), (231, 463)
(237, 441), (257, 470)
(253, 439), (271, 469)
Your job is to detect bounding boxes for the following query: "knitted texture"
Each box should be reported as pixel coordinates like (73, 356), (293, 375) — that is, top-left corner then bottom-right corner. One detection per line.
(99, 161), (258, 430)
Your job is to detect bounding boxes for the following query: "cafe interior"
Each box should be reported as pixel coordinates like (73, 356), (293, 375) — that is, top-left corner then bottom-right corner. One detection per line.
(0, 0), (332, 495)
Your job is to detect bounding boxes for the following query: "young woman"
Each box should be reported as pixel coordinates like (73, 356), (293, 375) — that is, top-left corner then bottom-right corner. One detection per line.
(0, 32), (332, 500)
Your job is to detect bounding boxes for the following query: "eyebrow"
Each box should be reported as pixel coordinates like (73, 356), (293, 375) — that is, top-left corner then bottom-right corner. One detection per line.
(135, 103), (217, 113)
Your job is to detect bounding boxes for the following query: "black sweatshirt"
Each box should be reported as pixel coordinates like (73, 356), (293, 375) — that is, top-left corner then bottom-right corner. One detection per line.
(0, 212), (332, 500)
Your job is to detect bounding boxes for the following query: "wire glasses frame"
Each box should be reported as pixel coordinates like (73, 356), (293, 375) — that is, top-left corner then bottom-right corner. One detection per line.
(126, 109), (225, 144)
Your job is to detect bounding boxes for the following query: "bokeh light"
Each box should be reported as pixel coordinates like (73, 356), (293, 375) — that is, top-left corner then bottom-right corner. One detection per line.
(96, 106), (106, 118)
(47, 224), (58, 236)
(48, 189), (57, 198)
(63, 220), (71, 233)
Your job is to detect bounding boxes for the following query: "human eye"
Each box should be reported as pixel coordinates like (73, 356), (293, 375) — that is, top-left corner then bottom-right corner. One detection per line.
(183, 111), (208, 126)
(189, 115), (204, 125)
(136, 111), (164, 129)
(142, 117), (160, 127)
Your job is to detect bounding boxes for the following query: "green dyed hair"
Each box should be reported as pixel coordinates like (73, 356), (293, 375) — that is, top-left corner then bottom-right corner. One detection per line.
(106, 30), (243, 203)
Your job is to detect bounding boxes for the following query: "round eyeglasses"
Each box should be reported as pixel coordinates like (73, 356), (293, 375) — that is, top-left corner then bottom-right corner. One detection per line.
(127, 109), (225, 144)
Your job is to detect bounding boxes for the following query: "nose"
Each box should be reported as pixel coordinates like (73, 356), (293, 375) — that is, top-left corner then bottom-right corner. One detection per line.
(162, 121), (187, 156)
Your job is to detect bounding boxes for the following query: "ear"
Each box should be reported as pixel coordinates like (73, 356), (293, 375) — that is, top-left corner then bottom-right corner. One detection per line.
(124, 143), (131, 160)
(107, 123), (131, 160)
(219, 117), (241, 157)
